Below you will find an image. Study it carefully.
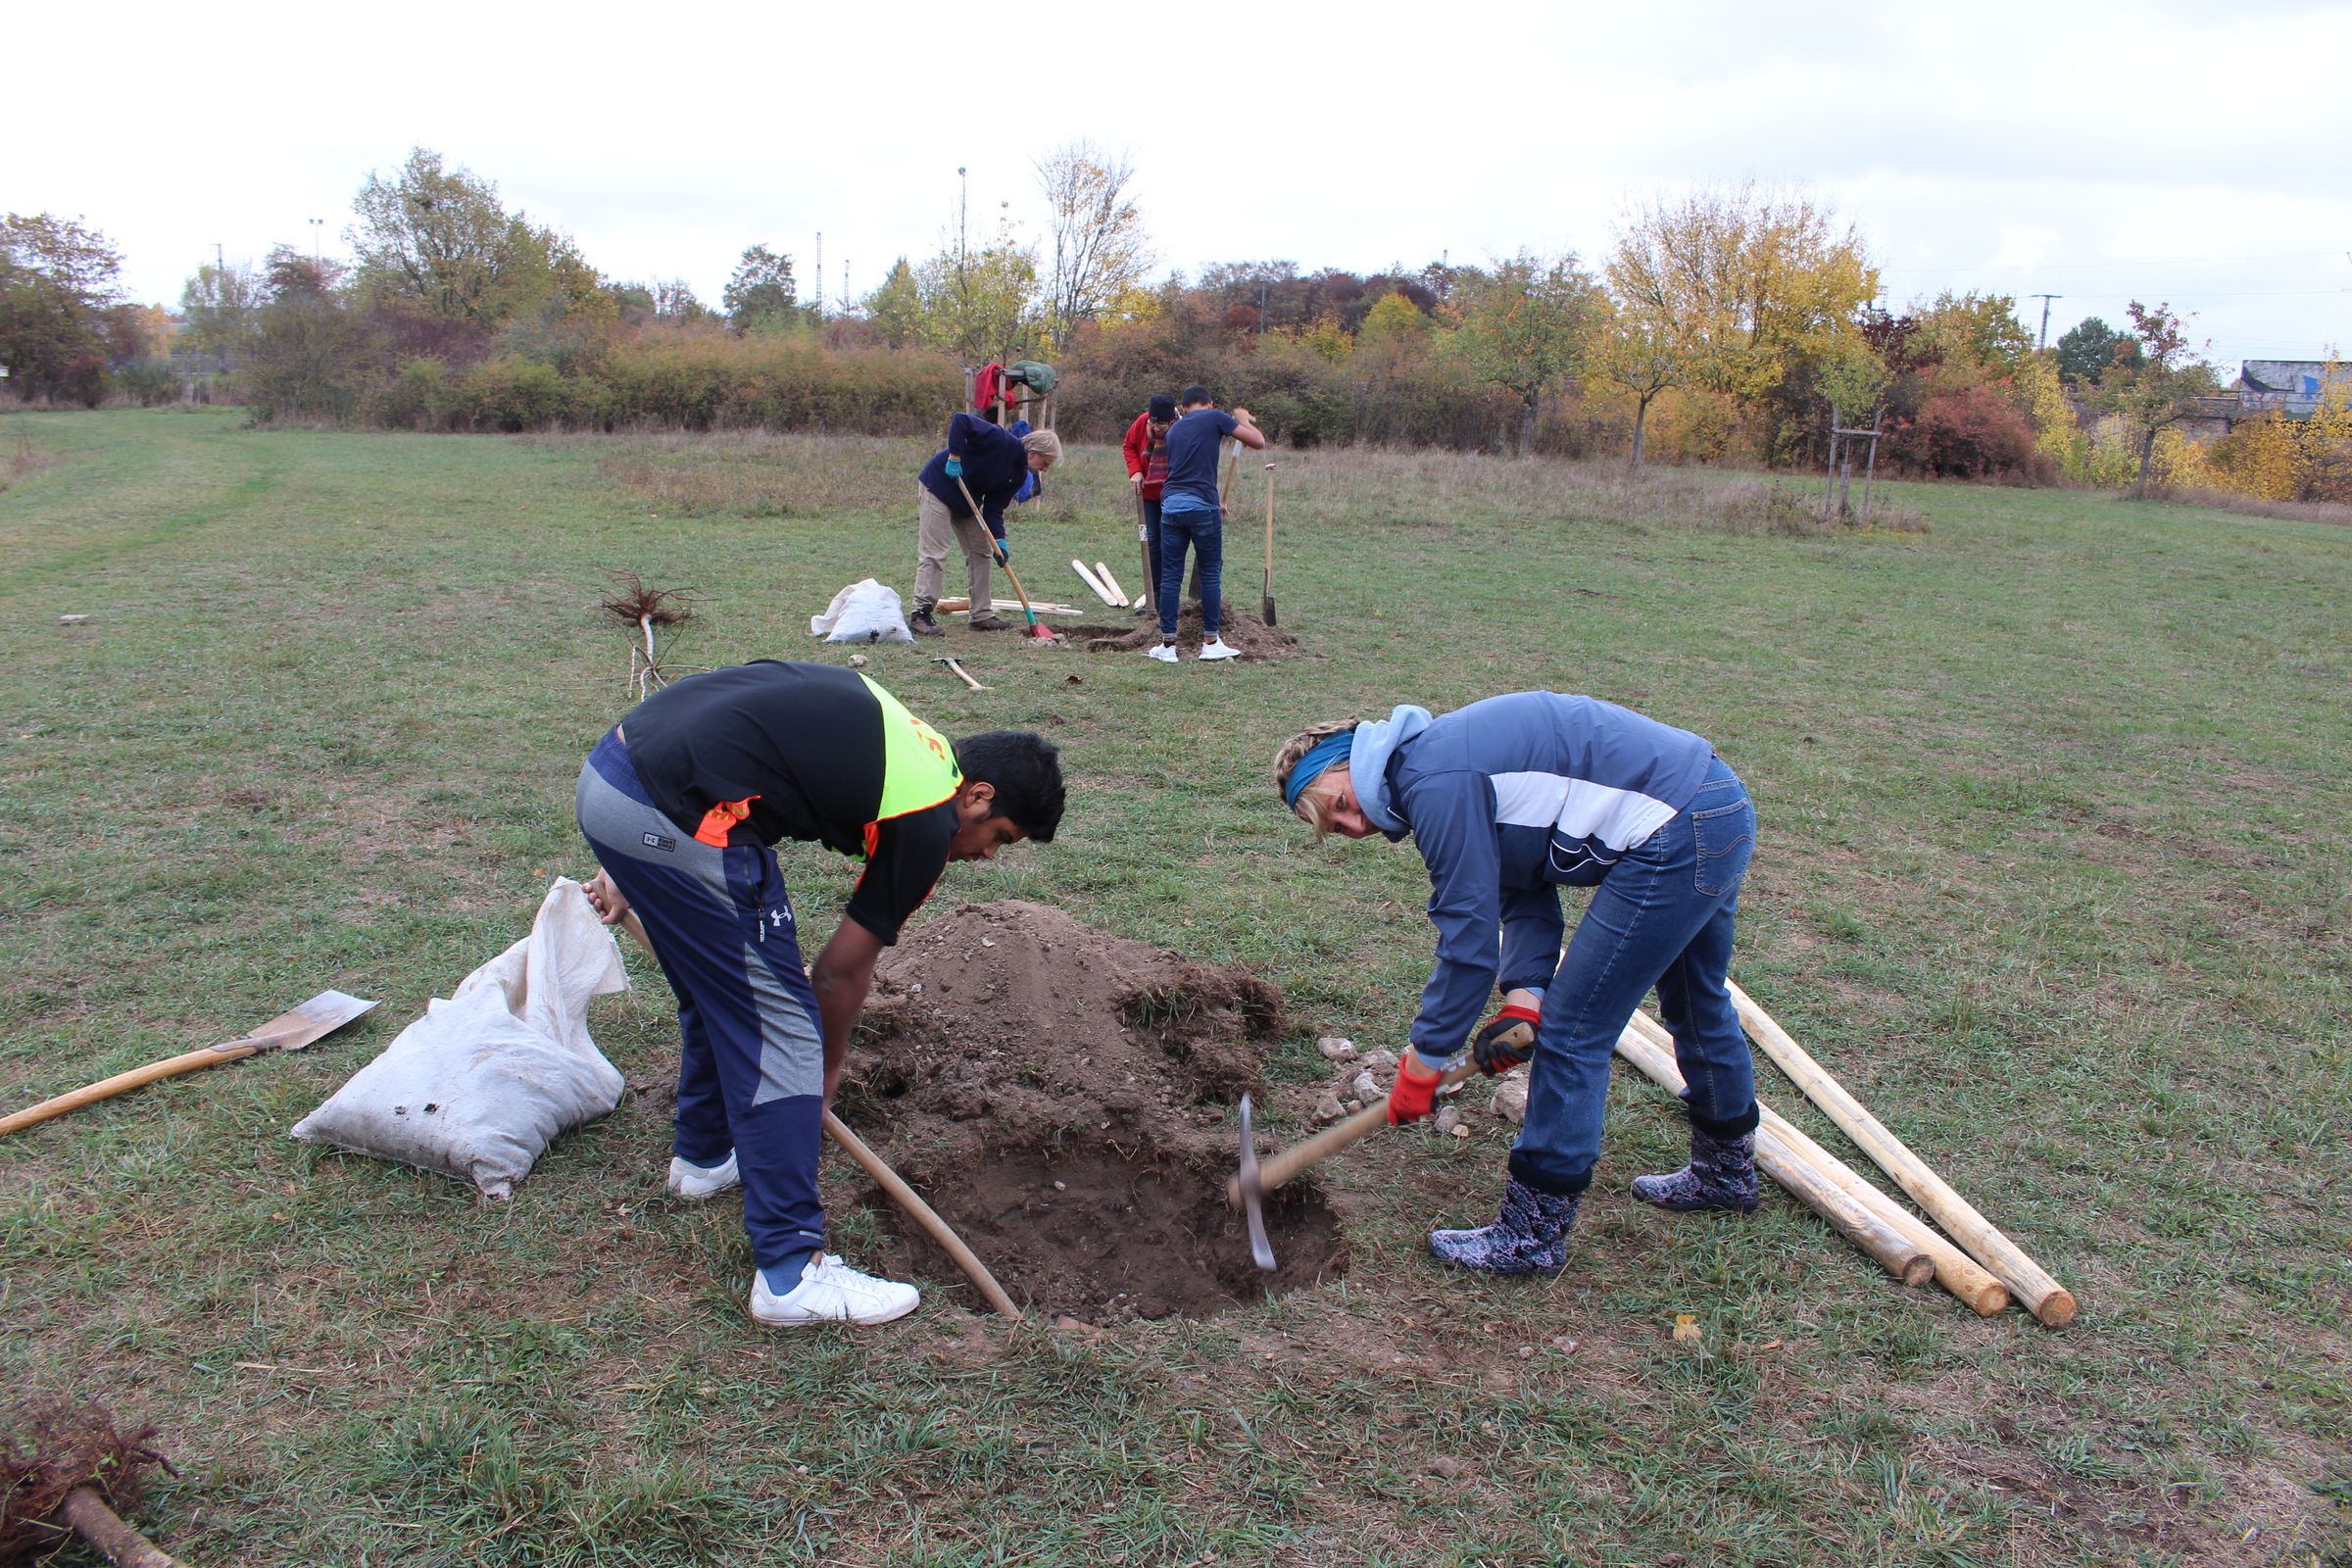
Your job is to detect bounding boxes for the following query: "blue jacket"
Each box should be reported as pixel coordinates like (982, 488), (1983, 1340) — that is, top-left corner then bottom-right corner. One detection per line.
(1350, 693), (1717, 1060)
(918, 414), (1026, 541)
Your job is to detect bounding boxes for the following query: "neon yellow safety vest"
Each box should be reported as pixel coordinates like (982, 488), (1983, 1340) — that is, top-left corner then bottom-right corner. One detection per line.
(859, 674), (962, 856)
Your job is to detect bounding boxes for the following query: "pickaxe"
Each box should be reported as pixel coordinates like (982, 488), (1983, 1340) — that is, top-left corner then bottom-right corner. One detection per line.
(935, 656), (986, 691)
(1229, 1057), (1485, 1264)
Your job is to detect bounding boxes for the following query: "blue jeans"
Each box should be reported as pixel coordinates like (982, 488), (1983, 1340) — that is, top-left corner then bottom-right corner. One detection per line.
(576, 731), (826, 1275)
(1510, 757), (1758, 1196)
(1157, 501), (1221, 637)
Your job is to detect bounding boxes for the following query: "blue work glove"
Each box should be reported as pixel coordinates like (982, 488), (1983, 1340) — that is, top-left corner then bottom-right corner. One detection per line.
(944, 456), (963, 478)
(996, 537), (1010, 558)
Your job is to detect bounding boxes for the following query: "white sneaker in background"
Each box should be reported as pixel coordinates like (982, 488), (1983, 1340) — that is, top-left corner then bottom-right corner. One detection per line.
(1197, 637), (1241, 662)
(750, 1253), (921, 1326)
(1146, 643), (1179, 663)
(665, 1152), (740, 1200)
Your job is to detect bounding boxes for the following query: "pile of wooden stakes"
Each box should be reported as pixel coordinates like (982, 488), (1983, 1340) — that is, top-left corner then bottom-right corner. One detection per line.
(1617, 982), (2076, 1326)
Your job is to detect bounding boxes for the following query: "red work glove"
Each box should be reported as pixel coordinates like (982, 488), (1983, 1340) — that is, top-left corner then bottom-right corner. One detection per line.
(1471, 1003), (1542, 1076)
(1387, 1052), (1445, 1126)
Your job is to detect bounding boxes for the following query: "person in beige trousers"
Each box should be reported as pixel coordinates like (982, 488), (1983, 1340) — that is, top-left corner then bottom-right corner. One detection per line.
(909, 415), (1061, 635)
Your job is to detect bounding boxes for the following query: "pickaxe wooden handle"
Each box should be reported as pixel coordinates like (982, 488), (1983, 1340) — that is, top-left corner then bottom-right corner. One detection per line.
(1229, 1057), (1481, 1204)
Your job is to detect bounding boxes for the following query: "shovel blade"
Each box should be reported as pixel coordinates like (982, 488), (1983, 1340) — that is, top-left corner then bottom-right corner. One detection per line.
(219, 990), (379, 1054)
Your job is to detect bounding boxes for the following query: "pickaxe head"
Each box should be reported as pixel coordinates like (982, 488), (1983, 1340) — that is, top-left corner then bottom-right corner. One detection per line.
(1236, 1093), (1277, 1272)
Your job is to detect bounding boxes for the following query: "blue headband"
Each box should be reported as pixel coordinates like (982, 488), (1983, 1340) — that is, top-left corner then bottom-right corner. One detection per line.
(1283, 730), (1356, 809)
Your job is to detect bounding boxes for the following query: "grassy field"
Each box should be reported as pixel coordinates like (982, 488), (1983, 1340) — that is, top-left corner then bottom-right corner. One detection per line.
(1, 407), (2346, 1567)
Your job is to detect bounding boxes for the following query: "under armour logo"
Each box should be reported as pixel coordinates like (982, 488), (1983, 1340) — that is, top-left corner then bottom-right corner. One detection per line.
(642, 832), (676, 853)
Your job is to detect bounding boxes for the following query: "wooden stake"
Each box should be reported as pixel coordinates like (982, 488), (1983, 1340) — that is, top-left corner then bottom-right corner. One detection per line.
(1729, 981), (2076, 1327)
(1612, 1026), (1932, 1287)
(1071, 560), (1118, 606)
(1094, 563), (1127, 606)
(1623, 1010), (2007, 1314)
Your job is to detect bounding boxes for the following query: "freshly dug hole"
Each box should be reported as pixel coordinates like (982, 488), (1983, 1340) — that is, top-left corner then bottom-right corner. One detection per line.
(868, 1138), (1345, 1322)
(1073, 605), (1300, 660)
(834, 900), (1349, 1322)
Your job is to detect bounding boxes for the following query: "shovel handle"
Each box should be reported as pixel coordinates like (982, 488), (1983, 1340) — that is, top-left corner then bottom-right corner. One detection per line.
(824, 1109), (1023, 1322)
(0, 1041), (262, 1138)
(1232, 1057), (1482, 1201)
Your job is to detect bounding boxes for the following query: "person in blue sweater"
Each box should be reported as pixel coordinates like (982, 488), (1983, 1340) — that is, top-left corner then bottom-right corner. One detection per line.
(1272, 693), (1760, 1273)
(1148, 385), (1265, 663)
(909, 414), (1061, 636)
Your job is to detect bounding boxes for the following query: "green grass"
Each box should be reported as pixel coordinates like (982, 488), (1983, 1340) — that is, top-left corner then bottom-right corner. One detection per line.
(2, 407), (2347, 1566)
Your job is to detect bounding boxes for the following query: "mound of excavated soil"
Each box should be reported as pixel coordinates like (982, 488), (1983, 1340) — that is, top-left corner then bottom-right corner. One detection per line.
(1071, 604), (1300, 660)
(837, 900), (1346, 1322)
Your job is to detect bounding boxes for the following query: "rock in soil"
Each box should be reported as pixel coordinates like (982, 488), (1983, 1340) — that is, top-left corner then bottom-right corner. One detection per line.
(1312, 1096), (1348, 1125)
(1349, 1070), (1381, 1104)
(1316, 1036), (1357, 1060)
(1433, 1104), (1463, 1136)
(1356, 1047), (1399, 1075)
(1492, 1075), (1529, 1124)
(1426, 1455), (1465, 1479)
(835, 901), (1348, 1322)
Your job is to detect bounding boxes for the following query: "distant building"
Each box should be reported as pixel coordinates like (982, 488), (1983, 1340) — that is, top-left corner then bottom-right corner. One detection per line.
(2236, 360), (2348, 417)
(2182, 359), (2347, 439)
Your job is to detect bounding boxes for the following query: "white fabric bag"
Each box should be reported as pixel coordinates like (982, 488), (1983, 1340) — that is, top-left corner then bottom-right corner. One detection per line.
(809, 576), (913, 643)
(290, 878), (630, 1199)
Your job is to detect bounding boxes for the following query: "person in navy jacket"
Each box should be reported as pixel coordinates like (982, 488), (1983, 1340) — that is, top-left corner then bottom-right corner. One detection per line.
(1272, 693), (1761, 1273)
(909, 414), (1061, 636)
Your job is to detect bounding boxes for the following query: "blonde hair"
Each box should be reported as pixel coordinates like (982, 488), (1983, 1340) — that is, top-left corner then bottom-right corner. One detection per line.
(1021, 429), (1063, 465)
(1272, 719), (1357, 838)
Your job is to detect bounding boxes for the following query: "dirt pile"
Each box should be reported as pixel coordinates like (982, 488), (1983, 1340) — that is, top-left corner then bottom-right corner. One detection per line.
(838, 900), (1346, 1322)
(1070, 604), (1300, 660)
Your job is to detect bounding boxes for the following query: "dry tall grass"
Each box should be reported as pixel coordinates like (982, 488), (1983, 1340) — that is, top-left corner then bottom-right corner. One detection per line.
(577, 429), (1929, 536)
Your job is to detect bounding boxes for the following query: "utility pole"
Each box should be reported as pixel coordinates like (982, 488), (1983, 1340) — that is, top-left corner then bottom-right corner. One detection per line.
(2031, 293), (2062, 350)
(309, 218), (322, 265)
(814, 231), (823, 316)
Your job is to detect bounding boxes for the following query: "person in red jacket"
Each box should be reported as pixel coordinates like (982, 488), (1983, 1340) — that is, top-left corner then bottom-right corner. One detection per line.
(1121, 395), (1177, 616)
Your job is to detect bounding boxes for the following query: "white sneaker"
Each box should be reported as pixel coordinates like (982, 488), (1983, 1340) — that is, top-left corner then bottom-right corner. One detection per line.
(1145, 643), (1179, 663)
(750, 1253), (920, 1326)
(1197, 637), (1241, 662)
(665, 1152), (740, 1200)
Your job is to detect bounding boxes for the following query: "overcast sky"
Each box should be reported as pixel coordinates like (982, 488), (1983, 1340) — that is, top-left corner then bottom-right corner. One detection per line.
(13, 0), (2349, 371)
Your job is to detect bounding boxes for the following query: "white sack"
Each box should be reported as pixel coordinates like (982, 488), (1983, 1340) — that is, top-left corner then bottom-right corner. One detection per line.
(809, 576), (912, 644)
(290, 878), (630, 1199)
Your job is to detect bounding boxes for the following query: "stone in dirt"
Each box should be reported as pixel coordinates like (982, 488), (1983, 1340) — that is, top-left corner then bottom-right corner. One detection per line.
(837, 901), (1348, 1323)
(1426, 1456), (1465, 1479)
(1492, 1074), (1529, 1124)
(1433, 1105), (1462, 1136)
(1356, 1047), (1399, 1074)
(1316, 1036), (1357, 1060)
(1071, 605), (1301, 661)
(1349, 1070), (1381, 1104)
(1312, 1096), (1347, 1125)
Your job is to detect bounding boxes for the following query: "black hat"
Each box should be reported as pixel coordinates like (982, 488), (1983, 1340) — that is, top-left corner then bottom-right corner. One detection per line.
(1148, 394), (1176, 422)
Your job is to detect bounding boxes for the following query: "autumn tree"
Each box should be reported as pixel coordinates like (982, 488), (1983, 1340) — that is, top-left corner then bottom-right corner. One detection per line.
(0, 212), (125, 404)
(2096, 301), (2222, 491)
(348, 148), (601, 333)
(179, 257), (262, 366)
(724, 245), (802, 331)
(863, 258), (923, 349)
(1605, 183), (1878, 427)
(2054, 317), (2141, 386)
(1036, 140), (1152, 352)
(917, 217), (1040, 363)
(1449, 251), (1603, 455)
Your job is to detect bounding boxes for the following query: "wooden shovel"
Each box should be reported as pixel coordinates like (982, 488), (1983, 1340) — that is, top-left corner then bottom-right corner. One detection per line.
(0, 990), (379, 1138)
(1261, 462), (1278, 627)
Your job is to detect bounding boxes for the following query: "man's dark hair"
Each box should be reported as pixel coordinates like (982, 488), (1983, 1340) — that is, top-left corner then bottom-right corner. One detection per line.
(955, 730), (1065, 842)
(1148, 393), (1177, 422)
(1179, 384), (1212, 408)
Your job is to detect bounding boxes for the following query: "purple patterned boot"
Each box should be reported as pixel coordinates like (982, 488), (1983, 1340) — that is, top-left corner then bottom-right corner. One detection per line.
(1631, 1127), (1760, 1213)
(1429, 1178), (1582, 1274)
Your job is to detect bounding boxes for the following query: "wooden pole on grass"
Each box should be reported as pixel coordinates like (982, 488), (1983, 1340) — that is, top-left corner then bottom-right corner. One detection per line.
(1727, 981), (2076, 1327)
(1611, 1025), (1932, 1288)
(1622, 1009), (2008, 1315)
